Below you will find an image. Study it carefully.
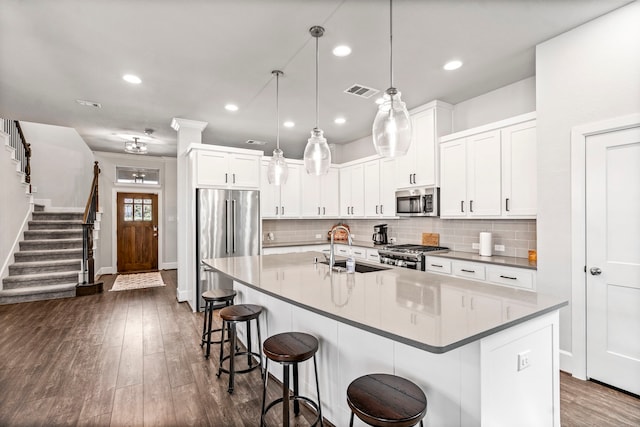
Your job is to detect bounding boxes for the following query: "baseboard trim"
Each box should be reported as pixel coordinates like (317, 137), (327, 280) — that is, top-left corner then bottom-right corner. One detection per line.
(161, 262), (178, 270)
(97, 266), (115, 276)
(560, 349), (573, 375)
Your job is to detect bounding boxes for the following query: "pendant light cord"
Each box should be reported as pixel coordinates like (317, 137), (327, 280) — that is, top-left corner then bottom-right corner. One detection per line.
(276, 72), (280, 150)
(389, 0), (394, 89)
(315, 34), (320, 130)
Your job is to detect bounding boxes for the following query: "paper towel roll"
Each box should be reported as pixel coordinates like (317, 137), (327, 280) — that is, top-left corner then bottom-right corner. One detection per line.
(479, 232), (493, 256)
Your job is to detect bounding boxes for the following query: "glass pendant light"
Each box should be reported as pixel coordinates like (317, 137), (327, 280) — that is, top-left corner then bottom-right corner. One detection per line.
(303, 25), (332, 176)
(267, 70), (289, 185)
(372, 0), (412, 158)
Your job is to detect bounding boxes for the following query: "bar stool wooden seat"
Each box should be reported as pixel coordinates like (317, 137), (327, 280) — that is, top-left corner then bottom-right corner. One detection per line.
(261, 332), (323, 427)
(216, 304), (263, 394)
(346, 373), (427, 427)
(200, 289), (237, 359)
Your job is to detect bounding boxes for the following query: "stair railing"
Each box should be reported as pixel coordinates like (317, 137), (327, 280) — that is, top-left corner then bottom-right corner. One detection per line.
(2, 119), (32, 192)
(81, 161), (100, 285)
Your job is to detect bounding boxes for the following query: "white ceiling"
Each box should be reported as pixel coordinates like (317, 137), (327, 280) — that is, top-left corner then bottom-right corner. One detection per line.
(0, 0), (632, 158)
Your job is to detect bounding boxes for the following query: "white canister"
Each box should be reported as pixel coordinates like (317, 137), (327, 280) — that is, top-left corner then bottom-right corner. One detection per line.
(479, 232), (493, 256)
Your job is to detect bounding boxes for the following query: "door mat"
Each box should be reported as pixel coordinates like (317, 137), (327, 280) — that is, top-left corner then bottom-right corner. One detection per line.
(110, 272), (165, 292)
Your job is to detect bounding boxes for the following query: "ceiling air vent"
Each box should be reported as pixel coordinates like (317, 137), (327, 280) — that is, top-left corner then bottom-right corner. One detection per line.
(344, 84), (379, 99)
(76, 99), (102, 108)
(246, 139), (267, 146)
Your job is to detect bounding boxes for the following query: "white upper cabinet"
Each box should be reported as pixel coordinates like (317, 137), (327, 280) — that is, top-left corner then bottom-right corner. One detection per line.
(194, 146), (261, 189)
(396, 101), (452, 189)
(501, 120), (537, 217)
(440, 112), (537, 219)
(466, 130), (502, 216)
(340, 163), (365, 217)
(364, 158), (396, 217)
(260, 160), (302, 218)
(301, 166), (340, 217)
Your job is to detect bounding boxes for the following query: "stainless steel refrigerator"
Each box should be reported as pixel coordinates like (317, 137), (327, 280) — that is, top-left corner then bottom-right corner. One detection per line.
(196, 188), (260, 311)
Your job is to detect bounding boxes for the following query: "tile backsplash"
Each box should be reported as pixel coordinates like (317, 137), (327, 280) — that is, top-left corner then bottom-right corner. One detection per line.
(262, 217), (536, 259)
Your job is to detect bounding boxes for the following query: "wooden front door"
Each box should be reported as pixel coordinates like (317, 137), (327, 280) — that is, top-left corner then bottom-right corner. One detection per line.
(117, 192), (158, 273)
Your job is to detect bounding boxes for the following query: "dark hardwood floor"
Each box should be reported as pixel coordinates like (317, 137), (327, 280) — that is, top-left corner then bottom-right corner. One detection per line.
(0, 270), (638, 426)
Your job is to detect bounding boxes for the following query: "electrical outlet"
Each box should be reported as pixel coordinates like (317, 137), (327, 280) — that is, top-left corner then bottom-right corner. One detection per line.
(315, 234), (322, 239)
(517, 350), (531, 371)
(495, 244), (505, 252)
(472, 243), (479, 249)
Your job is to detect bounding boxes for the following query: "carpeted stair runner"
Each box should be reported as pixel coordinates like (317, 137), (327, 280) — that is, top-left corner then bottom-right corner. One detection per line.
(0, 206), (84, 304)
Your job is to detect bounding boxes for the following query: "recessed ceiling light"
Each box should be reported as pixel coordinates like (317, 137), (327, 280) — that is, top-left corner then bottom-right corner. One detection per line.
(334, 117), (346, 125)
(375, 97), (385, 105)
(283, 121), (295, 128)
(443, 60), (463, 71)
(225, 103), (239, 112)
(333, 45), (352, 57)
(122, 74), (142, 84)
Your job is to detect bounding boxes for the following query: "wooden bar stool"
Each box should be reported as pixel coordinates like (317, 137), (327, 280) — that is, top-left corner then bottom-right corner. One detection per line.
(346, 373), (427, 427)
(200, 289), (237, 359)
(261, 332), (323, 427)
(216, 304), (263, 394)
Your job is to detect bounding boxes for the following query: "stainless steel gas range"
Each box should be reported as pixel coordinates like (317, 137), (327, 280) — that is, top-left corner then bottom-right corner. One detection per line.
(378, 244), (449, 271)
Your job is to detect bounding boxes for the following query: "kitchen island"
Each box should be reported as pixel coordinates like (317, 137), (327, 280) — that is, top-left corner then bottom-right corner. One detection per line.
(203, 252), (566, 426)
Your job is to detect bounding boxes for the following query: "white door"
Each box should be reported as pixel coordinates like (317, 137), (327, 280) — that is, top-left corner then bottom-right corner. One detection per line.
(440, 139), (467, 217)
(586, 125), (640, 395)
(467, 130), (501, 216)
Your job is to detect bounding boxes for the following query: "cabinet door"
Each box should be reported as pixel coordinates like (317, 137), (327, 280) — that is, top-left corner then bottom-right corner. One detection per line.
(196, 151), (229, 186)
(412, 109), (436, 186)
(320, 167), (340, 216)
(301, 172), (320, 217)
(440, 140), (467, 217)
(395, 140), (415, 188)
(279, 163), (302, 218)
(502, 121), (536, 217)
(229, 154), (260, 188)
(440, 287), (468, 344)
(379, 158), (396, 217)
(260, 161), (279, 218)
(364, 161), (381, 217)
(350, 163), (365, 216)
(339, 167), (352, 216)
(467, 130), (502, 216)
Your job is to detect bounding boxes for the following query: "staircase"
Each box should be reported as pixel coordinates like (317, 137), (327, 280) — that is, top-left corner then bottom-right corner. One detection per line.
(0, 205), (83, 304)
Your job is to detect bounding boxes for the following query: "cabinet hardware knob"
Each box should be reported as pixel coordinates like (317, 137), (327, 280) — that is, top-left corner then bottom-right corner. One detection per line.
(431, 264), (443, 268)
(470, 200), (473, 212)
(499, 275), (517, 280)
(590, 267), (602, 276)
(461, 201), (464, 212)
(461, 269), (475, 273)
(506, 198), (510, 212)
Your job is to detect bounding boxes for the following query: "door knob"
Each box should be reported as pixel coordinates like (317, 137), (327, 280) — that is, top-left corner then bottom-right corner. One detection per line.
(590, 267), (602, 275)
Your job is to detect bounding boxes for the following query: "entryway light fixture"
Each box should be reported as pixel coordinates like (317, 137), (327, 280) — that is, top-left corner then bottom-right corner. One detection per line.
(124, 137), (148, 154)
(372, 0), (412, 158)
(267, 70), (289, 185)
(303, 25), (332, 176)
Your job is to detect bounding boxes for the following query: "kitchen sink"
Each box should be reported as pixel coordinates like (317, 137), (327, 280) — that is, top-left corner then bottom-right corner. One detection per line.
(320, 260), (390, 273)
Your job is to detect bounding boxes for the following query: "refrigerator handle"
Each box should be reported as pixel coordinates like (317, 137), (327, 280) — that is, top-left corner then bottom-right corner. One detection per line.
(225, 199), (230, 254)
(232, 199), (237, 253)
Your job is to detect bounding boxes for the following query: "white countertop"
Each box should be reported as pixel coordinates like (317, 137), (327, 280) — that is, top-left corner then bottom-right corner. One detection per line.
(203, 252), (566, 353)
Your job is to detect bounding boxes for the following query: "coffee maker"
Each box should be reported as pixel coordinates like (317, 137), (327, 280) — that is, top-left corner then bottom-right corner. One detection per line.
(372, 224), (388, 245)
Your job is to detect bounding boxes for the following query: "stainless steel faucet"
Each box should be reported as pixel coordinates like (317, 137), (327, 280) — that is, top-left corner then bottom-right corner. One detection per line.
(329, 225), (352, 270)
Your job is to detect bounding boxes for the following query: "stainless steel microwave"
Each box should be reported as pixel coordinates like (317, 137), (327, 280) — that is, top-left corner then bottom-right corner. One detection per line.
(395, 187), (439, 217)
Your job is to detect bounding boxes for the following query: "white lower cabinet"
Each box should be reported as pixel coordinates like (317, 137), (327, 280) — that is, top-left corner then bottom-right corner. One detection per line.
(366, 249), (379, 262)
(486, 265), (535, 290)
(425, 256), (452, 274)
(426, 256), (536, 291)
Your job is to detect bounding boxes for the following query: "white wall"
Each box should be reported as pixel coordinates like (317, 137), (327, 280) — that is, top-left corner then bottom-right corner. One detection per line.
(20, 122), (95, 208)
(536, 1), (640, 362)
(93, 152), (178, 274)
(452, 77), (536, 132)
